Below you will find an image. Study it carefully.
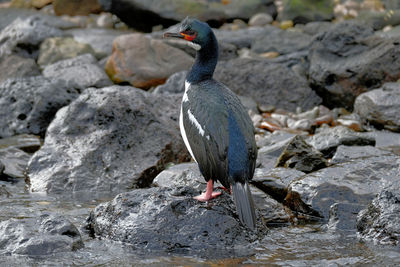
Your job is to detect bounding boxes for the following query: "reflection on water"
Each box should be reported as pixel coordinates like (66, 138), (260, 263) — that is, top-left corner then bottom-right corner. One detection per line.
(1, 179), (400, 266)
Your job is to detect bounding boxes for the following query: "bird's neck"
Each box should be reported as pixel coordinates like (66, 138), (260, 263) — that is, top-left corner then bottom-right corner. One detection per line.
(186, 32), (219, 84)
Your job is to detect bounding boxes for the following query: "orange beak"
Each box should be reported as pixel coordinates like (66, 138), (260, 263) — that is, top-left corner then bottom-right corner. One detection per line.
(164, 31), (197, 42)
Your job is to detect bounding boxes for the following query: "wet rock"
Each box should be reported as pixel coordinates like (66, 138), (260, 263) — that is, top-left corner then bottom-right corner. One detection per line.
(331, 145), (393, 164)
(249, 13), (273, 27)
(43, 53), (112, 90)
(0, 54), (40, 84)
(309, 21), (400, 109)
(306, 126), (375, 157)
(65, 28), (129, 58)
(37, 37), (97, 66)
(357, 183), (400, 246)
(0, 134), (41, 153)
(28, 86), (189, 196)
(0, 213), (83, 255)
(251, 167), (305, 203)
(327, 202), (365, 231)
(0, 76), (79, 138)
(0, 147), (31, 179)
(86, 186), (266, 257)
(99, 0), (276, 32)
(214, 58), (322, 112)
(53, 0), (102, 16)
(278, 0), (334, 24)
(276, 135), (328, 173)
(105, 33), (193, 89)
(251, 28), (312, 55)
(354, 82), (400, 132)
(0, 16), (63, 58)
(287, 152), (400, 222)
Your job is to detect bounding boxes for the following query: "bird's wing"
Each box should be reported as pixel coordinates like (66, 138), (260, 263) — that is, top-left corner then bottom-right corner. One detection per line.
(182, 81), (230, 187)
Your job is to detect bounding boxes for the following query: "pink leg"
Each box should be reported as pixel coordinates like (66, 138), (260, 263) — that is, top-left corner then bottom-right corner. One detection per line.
(193, 180), (222, 201)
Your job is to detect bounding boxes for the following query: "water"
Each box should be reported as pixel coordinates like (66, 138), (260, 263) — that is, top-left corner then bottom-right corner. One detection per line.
(1, 177), (400, 266)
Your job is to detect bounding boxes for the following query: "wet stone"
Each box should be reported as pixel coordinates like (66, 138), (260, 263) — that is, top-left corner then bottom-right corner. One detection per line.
(327, 202), (365, 232)
(0, 147), (31, 179)
(331, 145), (393, 164)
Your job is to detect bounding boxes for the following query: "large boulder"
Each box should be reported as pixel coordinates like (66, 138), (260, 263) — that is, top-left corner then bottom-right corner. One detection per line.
(308, 21), (400, 110)
(214, 57), (322, 112)
(0, 76), (79, 138)
(0, 214), (83, 255)
(105, 33), (193, 89)
(37, 37), (97, 66)
(0, 16), (63, 58)
(0, 53), (40, 84)
(99, 0), (276, 32)
(43, 54), (112, 90)
(28, 86), (189, 197)
(357, 182), (400, 246)
(354, 82), (400, 132)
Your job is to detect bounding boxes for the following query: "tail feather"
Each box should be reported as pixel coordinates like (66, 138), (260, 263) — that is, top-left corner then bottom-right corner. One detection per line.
(231, 182), (256, 230)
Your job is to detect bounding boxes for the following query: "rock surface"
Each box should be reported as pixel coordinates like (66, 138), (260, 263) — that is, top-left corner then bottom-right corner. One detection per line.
(278, 0), (334, 24)
(0, 76), (79, 138)
(53, 0), (103, 16)
(309, 21), (400, 109)
(0, 147), (31, 179)
(28, 86), (189, 196)
(0, 54), (40, 84)
(357, 183), (400, 246)
(105, 33), (193, 89)
(38, 37), (97, 66)
(99, 0), (276, 32)
(214, 58), (321, 112)
(354, 82), (400, 132)
(0, 213), (83, 255)
(43, 53), (112, 90)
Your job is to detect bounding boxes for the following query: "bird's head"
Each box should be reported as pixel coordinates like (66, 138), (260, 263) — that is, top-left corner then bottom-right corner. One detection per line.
(163, 17), (212, 51)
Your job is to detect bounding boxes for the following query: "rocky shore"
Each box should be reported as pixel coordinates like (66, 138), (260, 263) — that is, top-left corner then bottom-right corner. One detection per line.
(0, 0), (400, 265)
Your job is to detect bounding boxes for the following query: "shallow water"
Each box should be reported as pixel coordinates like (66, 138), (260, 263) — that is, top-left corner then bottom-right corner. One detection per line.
(1, 178), (400, 267)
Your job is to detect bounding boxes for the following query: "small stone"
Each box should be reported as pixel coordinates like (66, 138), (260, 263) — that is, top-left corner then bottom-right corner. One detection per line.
(280, 20), (294, 30)
(249, 13), (273, 27)
(287, 118), (312, 131)
(259, 51), (279, 59)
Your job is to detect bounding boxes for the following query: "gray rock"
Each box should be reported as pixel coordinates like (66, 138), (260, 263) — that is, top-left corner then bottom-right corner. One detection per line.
(214, 58), (322, 112)
(28, 86), (189, 197)
(306, 126), (376, 157)
(276, 135), (328, 173)
(327, 202), (365, 231)
(152, 71), (186, 95)
(331, 145), (393, 164)
(357, 182), (400, 246)
(0, 147), (31, 179)
(249, 13), (273, 27)
(308, 21), (400, 109)
(0, 54), (40, 84)
(43, 54), (112, 90)
(287, 152), (400, 223)
(0, 134), (41, 153)
(295, 21), (334, 36)
(251, 28), (312, 55)
(0, 213), (83, 255)
(153, 163), (205, 191)
(0, 16), (64, 58)
(0, 76), (79, 138)
(367, 131), (400, 148)
(86, 186), (266, 257)
(354, 82), (400, 132)
(65, 28), (130, 57)
(99, 0), (276, 32)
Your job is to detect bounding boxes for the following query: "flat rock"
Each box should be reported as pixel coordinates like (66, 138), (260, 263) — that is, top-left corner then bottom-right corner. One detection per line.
(65, 28), (130, 58)
(0, 15), (63, 58)
(38, 37), (97, 66)
(0, 76), (79, 138)
(357, 182), (400, 246)
(287, 152), (400, 225)
(251, 28), (312, 55)
(0, 147), (31, 179)
(306, 126), (376, 157)
(0, 213), (83, 255)
(331, 145), (393, 164)
(28, 86), (189, 197)
(105, 33), (193, 89)
(99, 0), (276, 32)
(354, 82), (400, 132)
(43, 53), (112, 90)
(308, 21), (400, 110)
(0, 53), (40, 84)
(276, 135), (328, 173)
(214, 58), (322, 112)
